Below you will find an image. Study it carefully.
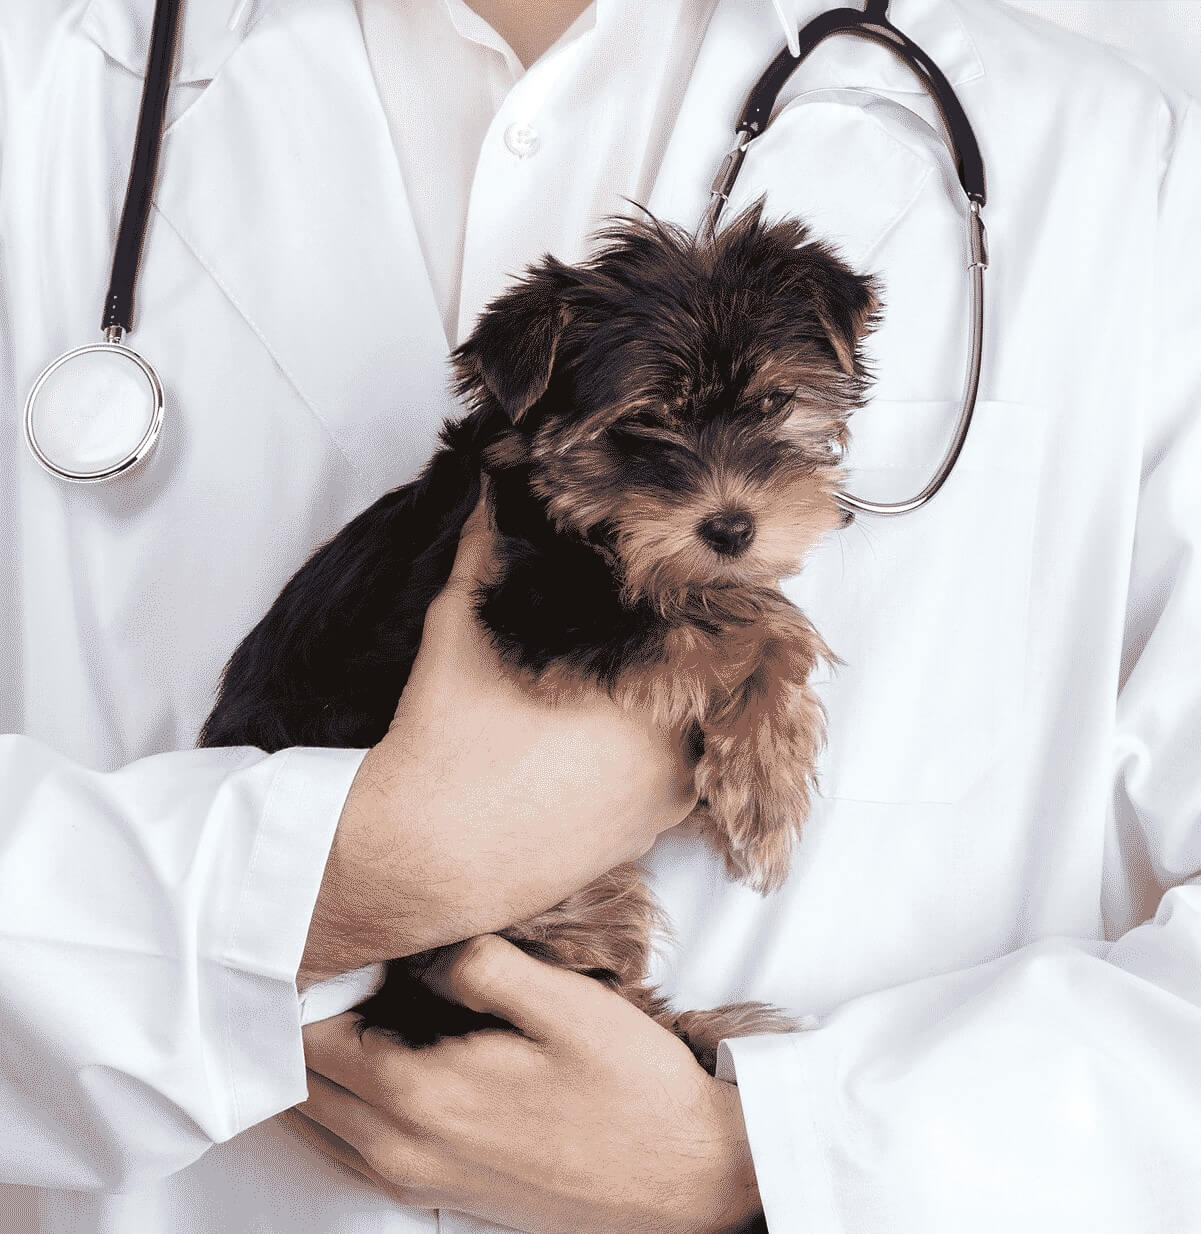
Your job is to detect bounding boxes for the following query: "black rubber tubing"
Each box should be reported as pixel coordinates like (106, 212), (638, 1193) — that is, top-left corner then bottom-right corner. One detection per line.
(101, 0), (185, 335)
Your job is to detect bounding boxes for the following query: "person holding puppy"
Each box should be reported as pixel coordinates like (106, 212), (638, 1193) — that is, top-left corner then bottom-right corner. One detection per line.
(2, 1), (1201, 1233)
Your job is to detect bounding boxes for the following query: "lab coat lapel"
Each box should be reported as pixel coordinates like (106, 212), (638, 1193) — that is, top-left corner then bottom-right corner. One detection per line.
(149, 0), (455, 494)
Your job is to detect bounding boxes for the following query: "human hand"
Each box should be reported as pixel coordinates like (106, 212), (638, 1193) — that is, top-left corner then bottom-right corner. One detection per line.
(300, 496), (698, 984)
(288, 935), (763, 1234)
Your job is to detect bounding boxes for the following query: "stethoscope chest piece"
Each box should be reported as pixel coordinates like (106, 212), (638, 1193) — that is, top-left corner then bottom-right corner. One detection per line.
(25, 0), (181, 485)
(25, 340), (164, 483)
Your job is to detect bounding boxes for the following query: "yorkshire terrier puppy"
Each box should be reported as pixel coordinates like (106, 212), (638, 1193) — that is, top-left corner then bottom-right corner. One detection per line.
(201, 199), (879, 1073)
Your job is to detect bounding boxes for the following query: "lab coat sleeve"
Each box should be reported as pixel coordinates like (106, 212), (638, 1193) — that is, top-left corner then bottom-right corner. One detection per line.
(717, 96), (1201, 1233)
(0, 739), (367, 1192)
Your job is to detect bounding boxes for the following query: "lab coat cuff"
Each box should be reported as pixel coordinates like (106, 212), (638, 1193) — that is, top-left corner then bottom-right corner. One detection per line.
(717, 1027), (844, 1234)
(218, 745), (367, 1129)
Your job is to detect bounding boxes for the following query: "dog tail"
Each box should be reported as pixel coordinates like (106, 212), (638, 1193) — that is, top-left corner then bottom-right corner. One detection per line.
(199, 416), (486, 752)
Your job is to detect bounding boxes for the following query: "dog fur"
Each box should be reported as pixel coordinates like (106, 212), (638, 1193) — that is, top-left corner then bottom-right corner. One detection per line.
(200, 199), (879, 1071)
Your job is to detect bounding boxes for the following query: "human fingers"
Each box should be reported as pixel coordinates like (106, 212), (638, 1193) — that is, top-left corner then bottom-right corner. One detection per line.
(443, 489), (491, 589)
(426, 491), (492, 619)
(286, 1096), (437, 1210)
(412, 491), (500, 671)
(296, 1070), (389, 1152)
(421, 934), (604, 1045)
(301, 1013), (420, 1102)
(279, 1107), (377, 1185)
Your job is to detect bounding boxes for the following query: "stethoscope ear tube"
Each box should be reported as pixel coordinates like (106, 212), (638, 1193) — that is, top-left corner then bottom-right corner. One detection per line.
(704, 1), (990, 517)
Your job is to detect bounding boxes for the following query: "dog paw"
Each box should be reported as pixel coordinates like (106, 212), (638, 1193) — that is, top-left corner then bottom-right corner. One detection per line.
(692, 671), (823, 892)
(720, 823), (799, 895)
(694, 732), (814, 894)
(667, 1002), (800, 1074)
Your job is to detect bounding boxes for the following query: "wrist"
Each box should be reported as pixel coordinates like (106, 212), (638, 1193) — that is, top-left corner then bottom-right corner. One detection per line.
(687, 1078), (764, 1234)
(299, 745), (423, 985)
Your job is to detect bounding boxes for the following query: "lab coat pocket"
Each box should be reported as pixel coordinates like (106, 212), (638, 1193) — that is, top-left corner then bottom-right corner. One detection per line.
(720, 93), (939, 272)
(784, 399), (1045, 805)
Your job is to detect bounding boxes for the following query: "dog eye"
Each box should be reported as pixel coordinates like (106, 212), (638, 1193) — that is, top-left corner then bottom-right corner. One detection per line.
(615, 411), (664, 435)
(760, 390), (794, 415)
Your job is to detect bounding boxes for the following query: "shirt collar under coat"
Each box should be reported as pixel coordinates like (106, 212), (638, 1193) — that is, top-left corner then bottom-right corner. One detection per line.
(80, 0), (984, 90)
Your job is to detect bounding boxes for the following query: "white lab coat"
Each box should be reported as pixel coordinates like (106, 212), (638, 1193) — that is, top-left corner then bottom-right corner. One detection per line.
(2, 1), (1200, 1231)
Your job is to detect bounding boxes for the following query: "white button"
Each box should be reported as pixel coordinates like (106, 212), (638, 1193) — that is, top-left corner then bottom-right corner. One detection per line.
(503, 122), (541, 159)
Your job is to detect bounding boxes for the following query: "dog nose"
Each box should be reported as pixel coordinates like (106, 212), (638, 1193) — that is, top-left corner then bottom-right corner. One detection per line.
(698, 511), (755, 556)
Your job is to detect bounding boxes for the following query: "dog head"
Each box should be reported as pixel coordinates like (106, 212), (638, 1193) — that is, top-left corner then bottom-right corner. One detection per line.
(451, 199), (880, 613)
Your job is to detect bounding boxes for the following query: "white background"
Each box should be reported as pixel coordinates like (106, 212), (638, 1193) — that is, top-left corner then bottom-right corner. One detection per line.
(1002, 1), (1201, 97)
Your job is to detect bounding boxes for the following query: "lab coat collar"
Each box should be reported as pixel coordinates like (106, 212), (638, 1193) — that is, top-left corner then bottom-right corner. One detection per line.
(80, 0), (274, 84)
(771, 0), (985, 91)
(81, 0), (984, 91)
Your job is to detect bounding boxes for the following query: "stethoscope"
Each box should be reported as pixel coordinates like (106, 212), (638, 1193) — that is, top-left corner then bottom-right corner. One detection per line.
(25, 0), (987, 517)
(24, 0), (181, 484)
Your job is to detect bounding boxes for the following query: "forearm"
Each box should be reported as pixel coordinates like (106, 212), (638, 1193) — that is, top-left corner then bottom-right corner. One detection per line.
(298, 732), (529, 985)
(695, 1082), (766, 1234)
(298, 743), (430, 985)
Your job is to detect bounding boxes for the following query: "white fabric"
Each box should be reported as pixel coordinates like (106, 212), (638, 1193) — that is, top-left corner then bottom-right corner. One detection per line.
(1004, 1), (1201, 98)
(0, 1), (1199, 1232)
(0, 742), (362, 1190)
(353, 0), (721, 348)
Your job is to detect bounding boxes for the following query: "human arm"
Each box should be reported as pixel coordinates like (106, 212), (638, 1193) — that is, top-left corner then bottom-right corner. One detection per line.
(298, 499), (698, 985)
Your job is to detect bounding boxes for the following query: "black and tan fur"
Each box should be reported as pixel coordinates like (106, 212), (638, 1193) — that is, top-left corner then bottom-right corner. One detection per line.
(201, 200), (880, 1072)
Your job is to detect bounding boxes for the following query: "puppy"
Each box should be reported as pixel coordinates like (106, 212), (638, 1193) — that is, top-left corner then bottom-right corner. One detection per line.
(200, 199), (879, 1073)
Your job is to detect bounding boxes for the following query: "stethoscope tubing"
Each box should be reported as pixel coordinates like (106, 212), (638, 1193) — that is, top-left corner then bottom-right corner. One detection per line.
(738, 9), (986, 206)
(837, 205), (987, 517)
(103, 0), (183, 342)
(27, 0), (988, 511)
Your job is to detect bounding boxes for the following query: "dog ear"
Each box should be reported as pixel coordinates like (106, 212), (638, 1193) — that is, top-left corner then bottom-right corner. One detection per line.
(720, 203), (881, 378)
(807, 257), (882, 378)
(450, 263), (570, 422)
